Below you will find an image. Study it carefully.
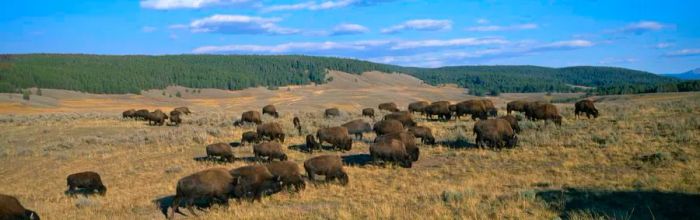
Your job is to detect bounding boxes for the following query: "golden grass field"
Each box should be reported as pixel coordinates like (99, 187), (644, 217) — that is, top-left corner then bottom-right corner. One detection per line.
(0, 72), (699, 220)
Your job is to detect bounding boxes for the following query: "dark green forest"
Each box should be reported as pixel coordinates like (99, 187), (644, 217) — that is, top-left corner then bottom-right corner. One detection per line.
(0, 54), (683, 95)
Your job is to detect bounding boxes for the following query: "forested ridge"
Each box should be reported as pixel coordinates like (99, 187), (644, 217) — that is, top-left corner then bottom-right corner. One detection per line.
(0, 54), (680, 95)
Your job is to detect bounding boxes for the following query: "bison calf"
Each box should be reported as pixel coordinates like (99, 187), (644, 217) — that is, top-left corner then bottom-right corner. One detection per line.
(304, 155), (348, 185)
(362, 108), (375, 118)
(206, 143), (235, 162)
(254, 142), (288, 162)
(0, 194), (40, 220)
(66, 171), (107, 196)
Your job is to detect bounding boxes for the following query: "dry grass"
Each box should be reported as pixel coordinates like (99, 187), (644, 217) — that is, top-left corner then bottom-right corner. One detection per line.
(0, 92), (699, 220)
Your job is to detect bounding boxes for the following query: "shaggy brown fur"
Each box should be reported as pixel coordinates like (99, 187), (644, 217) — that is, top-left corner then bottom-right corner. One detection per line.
(236, 111), (262, 125)
(408, 101), (430, 114)
(370, 138), (412, 168)
(525, 102), (562, 126)
(229, 165), (283, 202)
(498, 115), (520, 133)
(378, 102), (399, 112)
(424, 101), (452, 120)
(256, 122), (286, 143)
(575, 100), (599, 119)
(506, 100), (529, 115)
(375, 132), (419, 161)
(262, 104), (279, 118)
(373, 119), (405, 136)
(383, 111), (416, 127)
(407, 126), (436, 145)
(0, 194), (39, 220)
(341, 119), (372, 140)
(241, 131), (260, 145)
(473, 119), (518, 148)
(206, 143), (235, 162)
(168, 168), (235, 219)
(304, 155), (348, 185)
(316, 127), (352, 151)
(66, 171), (107, 196)
(253, 142), (288, 162)
(324, 108), (340, 118)
(362, 108), (375, 118)
(265, 161), (305, 192)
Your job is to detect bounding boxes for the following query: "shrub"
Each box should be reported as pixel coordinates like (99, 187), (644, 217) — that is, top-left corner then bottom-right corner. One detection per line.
(22, 90), (31, 100)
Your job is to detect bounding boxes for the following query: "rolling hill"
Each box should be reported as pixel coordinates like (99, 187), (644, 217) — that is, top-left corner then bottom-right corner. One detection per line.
(0, 54), (677, 95)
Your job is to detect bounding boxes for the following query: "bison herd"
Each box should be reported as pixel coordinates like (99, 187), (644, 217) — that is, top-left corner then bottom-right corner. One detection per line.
(1, 98), (600, 219)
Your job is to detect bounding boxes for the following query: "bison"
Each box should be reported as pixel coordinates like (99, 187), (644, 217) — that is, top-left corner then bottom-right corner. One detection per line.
(454, 100), (488, 120)
(265, 161), (305, 192)
(305, 134), (321, 153)
(168, 168), (235, 219)
(362, 108), (375, 118)
(206, 143), (235, 162)
(341, 119), (372, 140)
(407, 126), (436, 145)
(408, 101), (430, 114)
(122, 109), (136, 119)
(229, 165), (283, 202)
(525, 102), (562, 126)
(473, 119), (518, 148)
(324, 108), (340, 118)
(173, 107), (192, 115)
(498, 115), (520, 133)
(241, 131), (260, 145)
(316, 127), (352, 151)
(304, 155), (348, 185)
(480, 99), (498, 117)
(146, 110), (169, 126)
(424, 101), (452, 120)
(235, 111), (262, 126)
(256, 122), (285, 143)
(370, 138), (412, 168)
(262, 104), (279, 118)
(66, 171), (107, 196)
(373, 119), (404, 136)
(383, 111), (416, 127)
(253, 142), (288, 162)
(133, 109), (150, 120)
(169, 110), (182, 126)
(292, 116), (302, 135)
(0, 194), (40, 220)
(378, 102), (399, 112)
(507, 100), (529, 115)
(575, 100), (599, 119)
(375, 132), (419, 161)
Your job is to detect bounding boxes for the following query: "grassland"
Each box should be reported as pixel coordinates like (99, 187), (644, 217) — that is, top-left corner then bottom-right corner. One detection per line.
(0, 76), (698, 219)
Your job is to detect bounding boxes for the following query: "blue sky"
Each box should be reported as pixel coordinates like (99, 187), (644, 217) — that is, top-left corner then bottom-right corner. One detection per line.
(1, 0), (698, 73)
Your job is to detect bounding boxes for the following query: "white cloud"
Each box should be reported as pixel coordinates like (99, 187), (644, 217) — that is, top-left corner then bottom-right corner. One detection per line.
(262, 0), (392, 12)
(476, 18), (489, 24)
(531, 40), (594, 52)
(140, 0), (259, 9)
(654, 42), (674, 49)
(381, 19), (452, 34)
(142, 26), (157, 33)
(331, 23), (369, 35)
(466, 23), (538, 32)
(390, 38), (508, 50)
(186, 14), (300, 35)
(194, 41), (369, 53)
(615, 21), (673, 35)
(599, 57), (638, 65)
(665, 49), (700, 57)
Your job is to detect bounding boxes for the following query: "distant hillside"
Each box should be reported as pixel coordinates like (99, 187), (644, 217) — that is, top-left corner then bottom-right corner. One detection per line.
(661, 68), (700, 80)
(0, 54), (677, 95)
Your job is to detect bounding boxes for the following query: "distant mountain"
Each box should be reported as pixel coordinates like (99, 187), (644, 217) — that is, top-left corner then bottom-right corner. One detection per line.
(662, 68), (700, 80)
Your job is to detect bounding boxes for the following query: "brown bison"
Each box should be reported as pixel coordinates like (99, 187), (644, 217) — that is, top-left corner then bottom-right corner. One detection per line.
(235, 111), (262, 126)
(473, 119), (518, 148)
(168, 168), (235, 219)
(370, 138), (412, 168)
(262, 104), (279, 118)
(304, 155), (348, 185)
(454, 100), (488, 120)
(292, 116), (302, 135)
(316, 127), (352, 151)
(362, 108), (375, 118)
(341, 119), (372, 140)
(206, 143), (235, 162)
(384, 111), (416, 127)
(324, 108), (340, 118)
(498, 115), (520, 133)
(0, 194), (40, 220)
(408, 101), (430, 114)
(575, 100), (599, 119)
(480, 99), (498, 117)
(169, 110), (182, 126)
(424, 101), (452, 120)
(378, 102), (399, 112)
(253, 142), (288, 162)
(375, 132), (419, 161)
(241, 131), (260, 145)
(257, 122), (285, 143)
(229, 165), (283, 202)
(373, 119), (404, 136)
(133, 109), (150, 120)
(66, 171), (107, 196)
(122, 109), (136, 119)
(525, 102), (562, 126)
(265, 161), (305, 192)
(146, 110), (169, 126)
(506, 100), (529, 115)
(408, 126), (436, 145)
(305, 134), (321, 153)
(173, 107), (192, 115)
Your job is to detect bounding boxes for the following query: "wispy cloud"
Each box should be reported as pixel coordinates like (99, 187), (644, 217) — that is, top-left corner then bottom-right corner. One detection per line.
(331, 23), (369, 35)
(665, 49), (700, 57)
(140, 0), (259, 10)
(476, 18), (489, 24)
(530, 40), (594, 52)
(613, 21), (674, 35)
(599, 57), (638, 65)
(141, 26), (157, 33)
(390, 38), (508, 50)
(262, 0), (394, 12)
(466, 23), (538, 32)
(184, 14), (300, 35)
(381, 19), (452, 34)
(654, 42), (674, 49)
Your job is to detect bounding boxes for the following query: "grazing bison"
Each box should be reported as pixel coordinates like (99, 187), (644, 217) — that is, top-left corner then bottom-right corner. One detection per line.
(146, 110), (169, 126)
(341, 119), (372, 140)
(235, 111), (262, 126)
(480, 99), (498, 117)
(316, 127), (352, 151)
(473, 119), (518, 148)
(378, 102), (399, 112)
(384, 111), (416, 127)
(241, 131), (260, 145)
(523, 101), (549, 120)
(324, 108), (340, 118)
(257, 122), (285, 143)
(424, 101), (452, 120)
(173, 107), (192, 115)
(133, 109), (150, 120)
(507, 100), (529, 115)
(262, 104), (279, 118)
(498, 115), (520, 133)
(455, 100), (488, 120)
(253, 142), (288, 162)
(206, 143), (235, 162)
(0, 194), (39, 220)
(168, 168), (235, 219)
(66, 171), (107, 196)
(362, 108), (375, 119)
(525, 102), (562, 126)
(408, 101), (430, 114)
(292, 117), (302, 135)
(373, 119), (404, 136)
(169, 110), (182, 126)
(408, 126), (436, 145)
(370, 139), (412, 168)
(229, 165), (283, 202)
(265, 161), (305, 192)
(305, 135), (321, 153)
(575, 100), (599, 119)
(375, 132), (419, 161)
(304, 155), (348, 185)
(122, 109), (136, 119)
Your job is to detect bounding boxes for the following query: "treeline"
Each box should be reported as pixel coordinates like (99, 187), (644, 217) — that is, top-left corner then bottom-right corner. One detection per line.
(0, 54), (678, 95)
(596, 80), (700, 95)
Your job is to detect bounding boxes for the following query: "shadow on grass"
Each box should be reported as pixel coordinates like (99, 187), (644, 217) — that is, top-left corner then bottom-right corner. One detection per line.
(288, 143), (351, 154)
(193, 156), (258, 163)
(64, 189), (103, 197)
(153, 195), (221, 218)
(439, 139), (477, 149)
(342, 154), (373, 166)
(537, 188), (700, 220)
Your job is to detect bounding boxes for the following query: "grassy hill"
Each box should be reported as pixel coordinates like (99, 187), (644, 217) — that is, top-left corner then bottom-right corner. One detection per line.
(0, 54), (677, 95)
